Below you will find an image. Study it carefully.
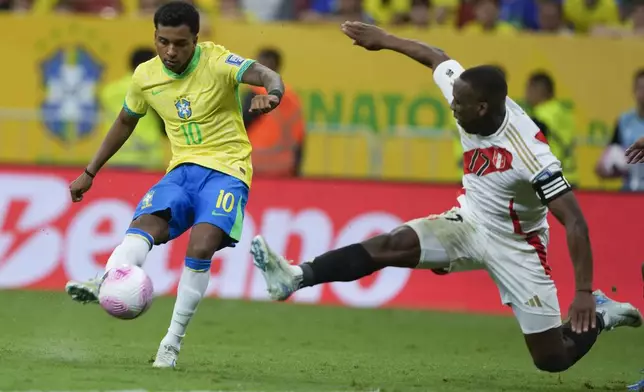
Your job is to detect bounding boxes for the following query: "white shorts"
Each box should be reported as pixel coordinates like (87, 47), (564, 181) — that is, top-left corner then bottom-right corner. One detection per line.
(405, 207), (562, 334)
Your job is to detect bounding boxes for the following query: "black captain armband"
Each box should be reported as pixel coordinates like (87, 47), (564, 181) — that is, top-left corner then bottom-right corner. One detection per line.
(532, 171), (572, 204)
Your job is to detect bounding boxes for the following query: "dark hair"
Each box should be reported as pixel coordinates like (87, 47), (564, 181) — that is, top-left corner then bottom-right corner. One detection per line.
(460, 65), (508, 108)
(489, 64), (507, 80)
(635, 68), (644, 84)
(154, 1), (200, 35)
(130, 48), (156, 71)
(258, 48), (283, 70)
(528, 71), (555, 97)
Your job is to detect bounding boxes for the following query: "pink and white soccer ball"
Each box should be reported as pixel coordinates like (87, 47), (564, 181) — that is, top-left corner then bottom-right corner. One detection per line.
(98, 265), (154, 320)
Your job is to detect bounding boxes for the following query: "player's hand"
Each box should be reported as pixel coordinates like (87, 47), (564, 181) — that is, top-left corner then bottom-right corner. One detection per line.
(69, 171), (94, 202)
(341, 21), (391, 51)
(568, 291), (596, 334)
(625, 136), (644, 164)
(249, 94), (280, 114)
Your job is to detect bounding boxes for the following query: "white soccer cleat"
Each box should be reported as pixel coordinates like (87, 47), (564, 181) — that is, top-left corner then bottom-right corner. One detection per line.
(594, 289), (643, 331)
(152, 344), (179, 369)
(65, 278), (102, 304)
(250, 235), (301, 301)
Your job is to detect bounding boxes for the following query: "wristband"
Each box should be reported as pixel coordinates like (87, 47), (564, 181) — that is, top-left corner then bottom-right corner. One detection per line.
(84, 168), (96, 178)
(576, 289), (592, 293)
(268, 89), (283, 102)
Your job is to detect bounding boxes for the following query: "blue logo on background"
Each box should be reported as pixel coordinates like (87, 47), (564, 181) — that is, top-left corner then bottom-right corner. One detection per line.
(41, 47), (102, 141)
(175, 98), (192, 120)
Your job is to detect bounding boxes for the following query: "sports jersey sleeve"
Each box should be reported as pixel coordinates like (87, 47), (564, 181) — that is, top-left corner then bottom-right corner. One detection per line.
(123, 73), (148, 118)
(432, 59), (465, 104)
(524, 131), (572, 204)
(213, 50), (256, 85)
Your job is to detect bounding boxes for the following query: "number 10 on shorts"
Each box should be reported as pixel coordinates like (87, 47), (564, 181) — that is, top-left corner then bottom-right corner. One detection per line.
(216, 190), (235, 213)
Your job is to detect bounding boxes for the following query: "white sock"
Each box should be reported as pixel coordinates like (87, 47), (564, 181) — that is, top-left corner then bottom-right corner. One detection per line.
(105, 234), (151, 271)
(163, 267), (210, 349)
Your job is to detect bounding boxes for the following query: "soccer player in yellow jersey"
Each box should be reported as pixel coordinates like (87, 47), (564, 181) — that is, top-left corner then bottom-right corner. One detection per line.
(64, 1), (285, 368)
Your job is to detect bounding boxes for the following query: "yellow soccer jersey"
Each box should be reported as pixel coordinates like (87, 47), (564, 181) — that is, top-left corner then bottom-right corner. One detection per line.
(124, 42), (255, 186)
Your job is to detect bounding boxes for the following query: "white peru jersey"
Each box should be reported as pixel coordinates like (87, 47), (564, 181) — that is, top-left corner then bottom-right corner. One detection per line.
(433, 60), (572, 237)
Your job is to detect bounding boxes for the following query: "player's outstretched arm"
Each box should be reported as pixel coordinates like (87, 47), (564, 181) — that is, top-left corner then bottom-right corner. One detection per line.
(69, 109), (138, 202)
(240, 63), (285, 114)
(547, 192), (596, 333)
(341, 21), (450, 70)
(87, 109), (138, 175)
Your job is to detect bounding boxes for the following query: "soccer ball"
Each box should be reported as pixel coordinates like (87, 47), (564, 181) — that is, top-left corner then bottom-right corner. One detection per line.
(98, 265), (154, 320)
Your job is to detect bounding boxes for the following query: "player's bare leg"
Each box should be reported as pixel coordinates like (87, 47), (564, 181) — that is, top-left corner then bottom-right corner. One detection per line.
(251, 226), (449, 301)
(522, 291), (642, 373)
(153, 223), (224, 369)
(65, 213), (170, 304)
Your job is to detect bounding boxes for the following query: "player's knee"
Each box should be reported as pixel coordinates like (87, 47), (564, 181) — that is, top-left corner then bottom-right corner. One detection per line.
(378, 227), (419, 252)
(185, 257), (212, 272)
(186, 223), (226, 260)
(532, 355), (571, 373)
(362, 233), (402, 259)
(186, 242), (217, 260)
(131, 213), (170, 244)
(361, 227), (420, 268)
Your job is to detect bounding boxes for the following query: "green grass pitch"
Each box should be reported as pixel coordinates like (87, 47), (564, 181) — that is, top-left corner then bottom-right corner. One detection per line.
(0, 290), (641, 391)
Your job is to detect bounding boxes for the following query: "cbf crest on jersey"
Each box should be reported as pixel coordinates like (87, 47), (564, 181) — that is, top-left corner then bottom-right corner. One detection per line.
(141, 190), (154, 209)
(41, 47), (103, 141)
(175, 97), (192, 120)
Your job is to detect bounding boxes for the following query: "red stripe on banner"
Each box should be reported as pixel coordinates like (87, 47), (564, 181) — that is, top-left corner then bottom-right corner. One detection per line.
(0, 165), (641, 313)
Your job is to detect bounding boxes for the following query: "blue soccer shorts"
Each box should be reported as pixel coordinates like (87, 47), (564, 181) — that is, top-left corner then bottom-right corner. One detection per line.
(132, 163), (249, 248)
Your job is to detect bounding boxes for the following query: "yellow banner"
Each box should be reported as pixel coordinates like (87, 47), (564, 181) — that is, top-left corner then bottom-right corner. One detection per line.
(0, 15), (157, 166)
(1, 15), (643, 189)
(212, 22), (644, 188)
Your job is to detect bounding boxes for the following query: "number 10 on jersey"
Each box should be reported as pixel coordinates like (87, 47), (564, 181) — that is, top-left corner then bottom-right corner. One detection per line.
(180, 122), (202, 145)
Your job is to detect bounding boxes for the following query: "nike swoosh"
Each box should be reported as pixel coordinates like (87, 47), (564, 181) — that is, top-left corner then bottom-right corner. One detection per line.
(151, 90), (164, 96)
(212, 212), (229, 217)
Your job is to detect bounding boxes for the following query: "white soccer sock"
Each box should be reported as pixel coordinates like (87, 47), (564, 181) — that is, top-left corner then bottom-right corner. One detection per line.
(163, 267), (210, 348)
(105, 234), (151, 271)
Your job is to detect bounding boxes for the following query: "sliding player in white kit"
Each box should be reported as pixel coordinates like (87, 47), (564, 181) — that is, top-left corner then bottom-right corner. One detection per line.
(250, 22), (643, 373)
